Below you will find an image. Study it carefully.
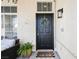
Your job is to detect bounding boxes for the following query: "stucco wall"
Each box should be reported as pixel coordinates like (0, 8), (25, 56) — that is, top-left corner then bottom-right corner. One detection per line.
(1, 1), (77, 58)
(17, 0), (55, 51)
(17, 0), (36, 51)
(1, 0), (55, 51)
(56, 0), (77, 59)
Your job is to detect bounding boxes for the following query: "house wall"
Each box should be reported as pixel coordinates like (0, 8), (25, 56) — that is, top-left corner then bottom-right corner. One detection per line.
(17, 0), (55, 51)
(1, 1), (77, 58)
(17, 0), (36, 51)
(55, 0), (77, 59)
(1, 0), (55, 51)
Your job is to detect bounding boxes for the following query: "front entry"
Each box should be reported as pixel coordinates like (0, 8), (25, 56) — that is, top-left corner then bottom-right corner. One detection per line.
(36, 14), (54, 50)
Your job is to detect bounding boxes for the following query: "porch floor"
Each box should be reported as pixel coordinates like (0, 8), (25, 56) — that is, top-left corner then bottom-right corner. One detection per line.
(17, 50), (60, 59)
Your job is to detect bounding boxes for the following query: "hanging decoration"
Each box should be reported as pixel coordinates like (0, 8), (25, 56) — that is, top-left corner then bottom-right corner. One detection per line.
(40, 16), (49, 32)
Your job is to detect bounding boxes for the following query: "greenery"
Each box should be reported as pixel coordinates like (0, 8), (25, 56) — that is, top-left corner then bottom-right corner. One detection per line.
(17, 42), (33, 57)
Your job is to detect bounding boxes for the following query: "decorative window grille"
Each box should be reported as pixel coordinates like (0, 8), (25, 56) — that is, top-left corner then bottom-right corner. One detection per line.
(37, 2), (52, 11)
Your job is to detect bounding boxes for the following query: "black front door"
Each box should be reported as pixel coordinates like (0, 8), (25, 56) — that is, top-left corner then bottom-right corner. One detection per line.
(36, 14), (54, 50)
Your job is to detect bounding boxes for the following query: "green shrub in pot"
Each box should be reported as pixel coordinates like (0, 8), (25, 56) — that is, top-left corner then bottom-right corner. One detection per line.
(17, 42), (33, 57)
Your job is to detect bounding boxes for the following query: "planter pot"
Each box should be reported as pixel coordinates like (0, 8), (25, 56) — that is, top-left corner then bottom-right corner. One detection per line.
(17, 42), (33, 58)
(21, 49), (32, 58)
(26, 49), (32, 57)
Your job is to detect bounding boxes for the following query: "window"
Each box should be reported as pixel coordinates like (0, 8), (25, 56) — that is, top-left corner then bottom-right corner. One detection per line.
(37, 2), (52, 11)
(5, 15), (17, 39)
(1, 7), (3, 13)
(1, 6), (17, 39)
(1, 6), (17, 13)
(11, 7), (17, 13)
(4, 6), (10, 13)
(1, 15), (3, 28)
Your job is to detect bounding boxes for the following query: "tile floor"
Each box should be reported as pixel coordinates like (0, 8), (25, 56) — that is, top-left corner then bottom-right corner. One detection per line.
(17, 50), (60, 59)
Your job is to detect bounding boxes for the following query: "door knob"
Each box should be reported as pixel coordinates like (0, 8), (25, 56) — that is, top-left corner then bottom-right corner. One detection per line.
(37, 33), (39, 36)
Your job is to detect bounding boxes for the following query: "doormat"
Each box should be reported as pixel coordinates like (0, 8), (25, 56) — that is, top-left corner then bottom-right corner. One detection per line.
(36, 51), (55, 57)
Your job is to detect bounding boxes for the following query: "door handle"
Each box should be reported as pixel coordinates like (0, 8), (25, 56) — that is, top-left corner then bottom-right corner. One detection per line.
(37, 33), (39, 36)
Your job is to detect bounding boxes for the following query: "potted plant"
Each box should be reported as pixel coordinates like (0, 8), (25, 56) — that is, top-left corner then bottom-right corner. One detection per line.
(17, 42), (33, 57)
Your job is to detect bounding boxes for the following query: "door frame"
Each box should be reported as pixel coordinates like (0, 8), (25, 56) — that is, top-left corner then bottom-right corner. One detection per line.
(36, 13), (54, 50)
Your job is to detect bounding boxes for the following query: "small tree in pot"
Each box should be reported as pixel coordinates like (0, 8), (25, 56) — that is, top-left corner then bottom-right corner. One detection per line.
(17, 42), (33, 57)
